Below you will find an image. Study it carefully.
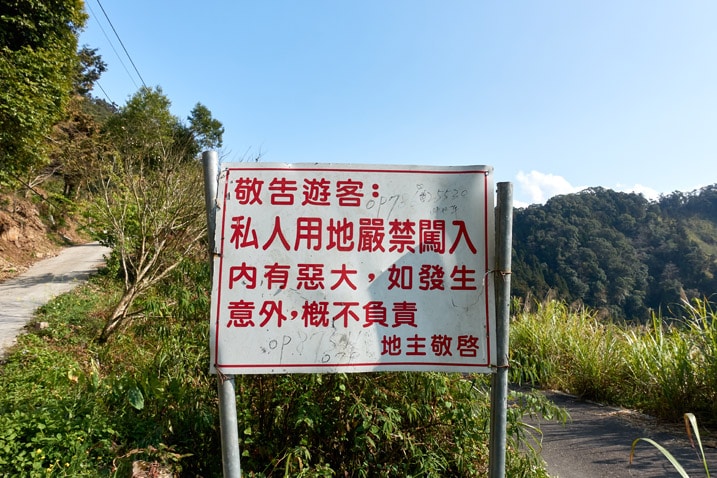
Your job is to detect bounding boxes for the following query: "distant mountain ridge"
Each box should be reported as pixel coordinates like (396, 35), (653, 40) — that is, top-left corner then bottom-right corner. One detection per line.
(511, 184), (717, 320)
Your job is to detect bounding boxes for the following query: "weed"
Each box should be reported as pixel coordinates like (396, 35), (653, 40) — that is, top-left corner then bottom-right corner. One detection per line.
(630, 413), (711, 477)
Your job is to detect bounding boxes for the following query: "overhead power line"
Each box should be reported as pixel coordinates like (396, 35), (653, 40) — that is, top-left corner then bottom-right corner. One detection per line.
(94, 80), (115, 106)
(93, 0), (148, 89)
(85, 1), (139, 91)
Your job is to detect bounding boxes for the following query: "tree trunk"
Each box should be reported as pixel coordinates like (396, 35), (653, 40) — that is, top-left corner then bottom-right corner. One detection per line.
(98, 285), (138, 343)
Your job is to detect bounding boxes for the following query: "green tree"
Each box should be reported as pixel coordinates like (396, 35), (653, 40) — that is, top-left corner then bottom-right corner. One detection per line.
(45, 45), (112, 198)
(103, 86), (178, 167)
(188, 102), (224, 151)
(74, 45), (107, 97)
(48, 94), (108, 198)
(512, 186), (717, 321)
(90, 151), (207, 342)
(513, 189), (654, 320)
(86, 87), (223, 342)
(0, 0), (87, 180)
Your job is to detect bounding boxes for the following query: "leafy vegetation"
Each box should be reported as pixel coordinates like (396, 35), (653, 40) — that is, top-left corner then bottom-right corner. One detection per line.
(0, 266), (563, 476)
(0, 0), (87, 180)
(5, 272), (715, 475)
(513, 186), (717, 321)
(2, 0), (224, 341)
(82, 86), (214, 342)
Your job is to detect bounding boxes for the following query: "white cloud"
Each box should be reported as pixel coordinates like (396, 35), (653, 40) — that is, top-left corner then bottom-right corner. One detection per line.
(616, 183), (711, 201)
(515, 170), (583, 206)
(615, 183), (660, 201)
(513, 172), (680, 207)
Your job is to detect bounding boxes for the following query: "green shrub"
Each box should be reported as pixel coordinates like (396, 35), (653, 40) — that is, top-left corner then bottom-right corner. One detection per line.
(0, 335), (117, 476)
(234, 372), (562, 477)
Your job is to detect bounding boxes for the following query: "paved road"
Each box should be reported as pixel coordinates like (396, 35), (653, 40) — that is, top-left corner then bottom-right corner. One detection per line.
(0, 242), (111, 354)
(534, 390), (717, 477)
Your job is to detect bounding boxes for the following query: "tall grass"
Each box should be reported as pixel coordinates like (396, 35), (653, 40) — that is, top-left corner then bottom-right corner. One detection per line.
(511, 298), (717, 425)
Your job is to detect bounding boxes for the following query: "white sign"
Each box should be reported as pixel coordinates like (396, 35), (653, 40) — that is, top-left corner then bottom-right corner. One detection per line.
(210, 163), (495, 374)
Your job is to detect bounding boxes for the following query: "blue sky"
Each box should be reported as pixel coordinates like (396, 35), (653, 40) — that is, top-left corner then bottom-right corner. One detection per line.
(79, 1), (717, 207)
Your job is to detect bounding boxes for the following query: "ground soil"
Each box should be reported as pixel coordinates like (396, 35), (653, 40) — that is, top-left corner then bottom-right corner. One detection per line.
(0, 191), (86, 282)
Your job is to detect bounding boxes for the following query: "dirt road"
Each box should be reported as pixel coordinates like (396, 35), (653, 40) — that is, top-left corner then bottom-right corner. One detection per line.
(0, 242), (111, 353)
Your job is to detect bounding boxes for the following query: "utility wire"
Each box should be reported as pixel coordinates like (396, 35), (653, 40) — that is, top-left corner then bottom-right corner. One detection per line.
(85, 0), (139, 91)
(94, 80), (115, 106)
(94, 0), (148, 89)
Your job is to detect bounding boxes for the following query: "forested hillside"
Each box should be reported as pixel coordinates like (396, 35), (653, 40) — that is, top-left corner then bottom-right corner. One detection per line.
(1, 1), (225, 284)
(512, 185), (717, 321)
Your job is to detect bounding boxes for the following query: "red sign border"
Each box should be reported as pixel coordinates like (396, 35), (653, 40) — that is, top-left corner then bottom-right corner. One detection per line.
(211, 165), (494, 373)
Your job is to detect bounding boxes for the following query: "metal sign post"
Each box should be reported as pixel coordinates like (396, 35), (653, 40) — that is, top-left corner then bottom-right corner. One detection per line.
(488, 182), (513, 478)
(203, 151), (241, 478)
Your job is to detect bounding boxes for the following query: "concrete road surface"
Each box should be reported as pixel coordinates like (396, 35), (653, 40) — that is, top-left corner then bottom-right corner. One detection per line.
(0, 242), (111, 354)
(534, 390), (717, 477)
